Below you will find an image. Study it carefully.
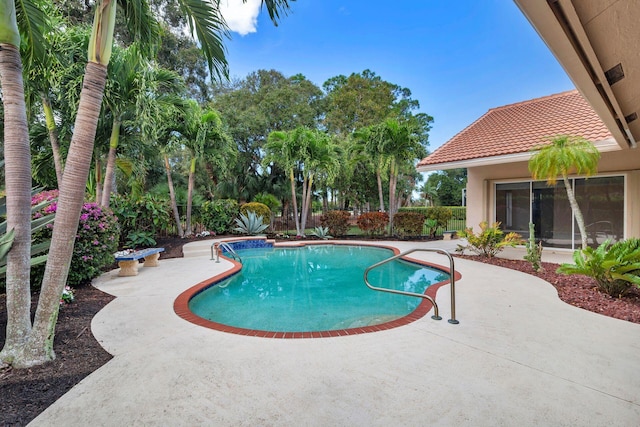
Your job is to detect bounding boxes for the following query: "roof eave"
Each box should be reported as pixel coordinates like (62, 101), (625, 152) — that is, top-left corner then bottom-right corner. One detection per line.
(417, 137), (620, 172)
(513, 0), (638, 149)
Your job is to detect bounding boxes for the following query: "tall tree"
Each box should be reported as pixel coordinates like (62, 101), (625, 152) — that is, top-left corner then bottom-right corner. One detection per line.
(427, 169), (467, 207)
(1, 0), (293, 369)
(322, 69), (421, 135)
(528, 135), (600, 250)
(212, 70), (323, 202)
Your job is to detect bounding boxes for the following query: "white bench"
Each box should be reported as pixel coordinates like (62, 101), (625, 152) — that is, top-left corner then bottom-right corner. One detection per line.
(114, 247), (165, 277)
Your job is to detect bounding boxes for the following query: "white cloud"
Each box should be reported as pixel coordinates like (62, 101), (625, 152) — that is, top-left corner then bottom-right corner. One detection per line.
(218, 0), (262, 36)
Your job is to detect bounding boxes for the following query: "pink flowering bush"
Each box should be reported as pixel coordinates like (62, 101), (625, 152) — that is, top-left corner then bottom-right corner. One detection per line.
(31, 190), (120, 287)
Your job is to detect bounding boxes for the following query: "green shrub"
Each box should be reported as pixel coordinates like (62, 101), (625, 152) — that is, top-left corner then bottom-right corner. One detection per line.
(357, 212), (389, 236)
(457, 221), (522, 258)
(240, 202), (271, 226)
(200, 199), (239, 234)
(557, 239), (640, 297)
(320, 210), (351, 237)
(426, 206), (453, 229)
(31, 191), (120, 287)
(126, 231), (157, 249)
(253, 193), (281, 213)
(393, 211), (426, 237)
(110, 194), (171, 244)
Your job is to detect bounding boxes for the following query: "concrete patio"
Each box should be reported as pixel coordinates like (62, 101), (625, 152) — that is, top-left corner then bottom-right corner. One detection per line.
(30, 239), (640, 426)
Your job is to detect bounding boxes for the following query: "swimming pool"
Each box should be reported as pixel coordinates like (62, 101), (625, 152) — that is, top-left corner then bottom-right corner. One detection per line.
(174, 242), (454, 338)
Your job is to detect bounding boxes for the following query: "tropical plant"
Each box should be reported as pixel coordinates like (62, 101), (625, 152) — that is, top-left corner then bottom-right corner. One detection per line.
(298, 129), (341, 233)
(200, 199), (239, 234)
(100, 46), (186, 208)
(529, 135), (600, 249)
(320, 210), (351, 237)
(426, 206), (453, 231)
(126, 231), (157, 249)
(264, 128), (305, 236)
(457, 221), (523, 258)
(110, 194), (171, 246)
(232, 211), (269, 236)
(420, 181), (438, 206)
(393, 211), (426, 237)
(424, 218), (438, 239)
(174, 102), (235, 236)
(524, 222), (543, 272)
(0, 189), (55, 284)
(311, 226), (332, 240)
(557, 239), (640, 297)
(357, 212), (389, 236)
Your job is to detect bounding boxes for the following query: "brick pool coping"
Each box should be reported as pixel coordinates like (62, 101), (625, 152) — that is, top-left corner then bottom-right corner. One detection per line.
(173, 239), (462, 338)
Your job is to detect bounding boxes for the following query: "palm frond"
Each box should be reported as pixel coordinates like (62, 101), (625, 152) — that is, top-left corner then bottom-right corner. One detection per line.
(180, 0), (229, 80)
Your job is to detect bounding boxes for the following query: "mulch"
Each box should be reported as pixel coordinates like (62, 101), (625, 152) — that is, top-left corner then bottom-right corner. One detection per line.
(2, 237), (639, 425)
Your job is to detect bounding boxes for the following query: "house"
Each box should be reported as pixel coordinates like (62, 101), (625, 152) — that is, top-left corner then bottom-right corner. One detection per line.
(417, 0), (639, 250)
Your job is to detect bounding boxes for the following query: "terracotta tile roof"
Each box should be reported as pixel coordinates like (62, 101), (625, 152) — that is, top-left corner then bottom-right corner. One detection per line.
(417, 90), (613, 167)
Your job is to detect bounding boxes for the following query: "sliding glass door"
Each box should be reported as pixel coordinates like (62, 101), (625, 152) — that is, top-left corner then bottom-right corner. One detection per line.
(495, 176), (624, 249)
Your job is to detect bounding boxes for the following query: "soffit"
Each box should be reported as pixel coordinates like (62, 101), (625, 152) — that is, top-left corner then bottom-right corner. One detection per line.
(514, 0), (640, 149)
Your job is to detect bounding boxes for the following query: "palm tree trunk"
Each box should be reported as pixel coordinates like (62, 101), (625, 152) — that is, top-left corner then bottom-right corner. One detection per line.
(164, 154), (184, 237)
(388, 161), (398, 232)
(42, 96), (64, 186)
(563, 175), (588, 249)
(0, 43), (34, 365)
(301, 174), (314, 232)
(18, 62), (108, 368)
(94, 155), (103, 204)
(289, 169), (301, 236)
(185, 157), (196, 237)
(376, 168), (385, 212)
(101, 119), (120, 207)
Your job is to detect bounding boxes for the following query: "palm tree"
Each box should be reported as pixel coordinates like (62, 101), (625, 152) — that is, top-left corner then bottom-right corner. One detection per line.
(528, 135), (601, 250)
(421, 181), (437, 206)
(1, 0), (293, 368)
(101, 46), (186, 207)
(184, 104), (234, 236)
(368, 119), (427, 230)
(298, 129), (340, 232)
(264, 128), (304, 236)
(353, 126), (387, 212)
(0, 0), (47, 368)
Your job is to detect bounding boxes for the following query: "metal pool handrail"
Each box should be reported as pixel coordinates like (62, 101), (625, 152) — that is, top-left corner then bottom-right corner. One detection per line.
(363, 248), (459, 324)
(211, 242), (242, 263)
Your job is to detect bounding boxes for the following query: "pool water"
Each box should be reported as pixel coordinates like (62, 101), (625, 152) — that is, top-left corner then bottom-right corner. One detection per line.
(189, 245), (449, 332)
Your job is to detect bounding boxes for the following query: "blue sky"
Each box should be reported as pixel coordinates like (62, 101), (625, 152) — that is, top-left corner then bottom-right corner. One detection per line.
(221, 0), (575, 153)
